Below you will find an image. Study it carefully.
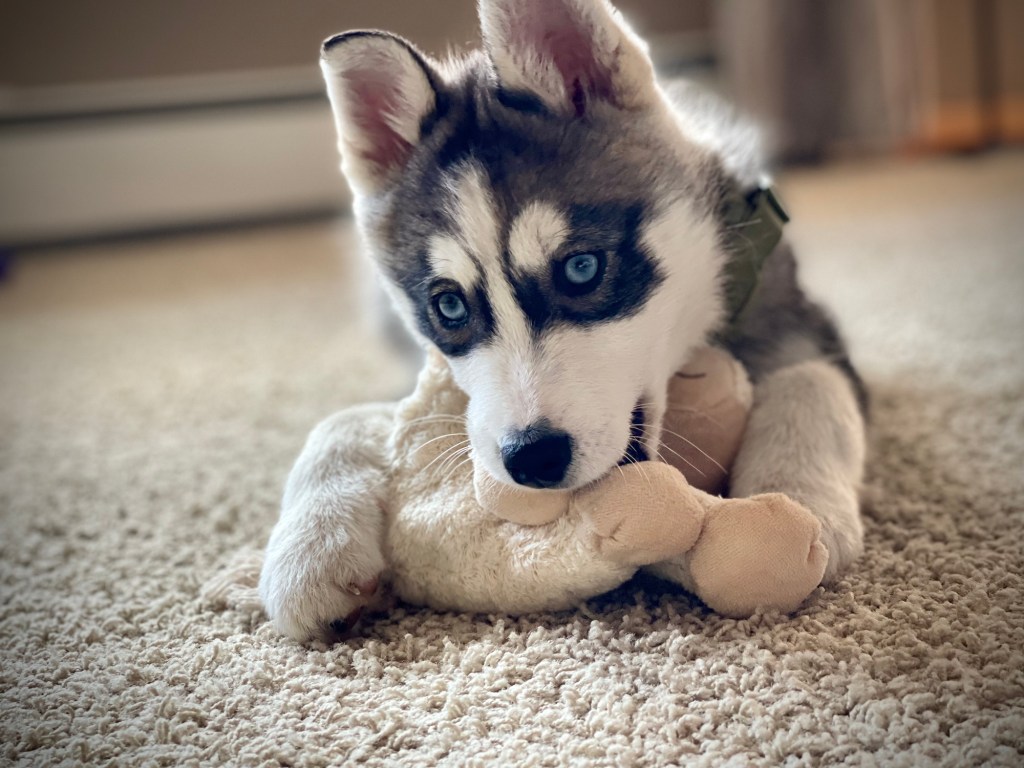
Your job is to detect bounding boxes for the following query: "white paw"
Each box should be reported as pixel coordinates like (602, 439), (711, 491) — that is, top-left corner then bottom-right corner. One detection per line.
(258, 511), (386, 642)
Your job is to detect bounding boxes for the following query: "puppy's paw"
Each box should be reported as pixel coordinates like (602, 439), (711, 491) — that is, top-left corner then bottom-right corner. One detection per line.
(258, 516), (387, 642)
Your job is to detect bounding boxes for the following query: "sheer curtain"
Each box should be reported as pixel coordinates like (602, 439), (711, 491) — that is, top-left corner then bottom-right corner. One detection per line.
(715, 0), (1020, 162)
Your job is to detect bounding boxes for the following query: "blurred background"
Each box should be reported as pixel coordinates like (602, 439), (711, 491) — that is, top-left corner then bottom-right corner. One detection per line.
(2, 0), (1021, 247)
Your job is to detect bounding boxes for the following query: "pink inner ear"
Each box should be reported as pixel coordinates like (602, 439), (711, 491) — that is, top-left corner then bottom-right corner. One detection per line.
(344, 65), (415, 173)
(506, 0), (616, 115)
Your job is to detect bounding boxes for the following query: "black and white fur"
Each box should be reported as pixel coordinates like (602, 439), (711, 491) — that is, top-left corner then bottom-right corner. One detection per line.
(259, 0), (867, 641)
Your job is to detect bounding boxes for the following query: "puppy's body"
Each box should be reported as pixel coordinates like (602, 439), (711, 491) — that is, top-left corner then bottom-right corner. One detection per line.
(259, 0), (867, 641)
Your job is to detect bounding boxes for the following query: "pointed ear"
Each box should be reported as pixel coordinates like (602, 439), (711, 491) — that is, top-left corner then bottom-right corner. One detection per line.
(479, 0), (657, 117)
(320, 31), (441, 194)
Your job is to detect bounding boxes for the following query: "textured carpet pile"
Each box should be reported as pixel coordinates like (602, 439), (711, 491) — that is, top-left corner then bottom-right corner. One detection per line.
(2, 153), (1023, 766)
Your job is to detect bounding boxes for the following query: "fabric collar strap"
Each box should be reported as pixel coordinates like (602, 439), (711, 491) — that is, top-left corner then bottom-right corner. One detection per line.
(720, 183), (790, 329)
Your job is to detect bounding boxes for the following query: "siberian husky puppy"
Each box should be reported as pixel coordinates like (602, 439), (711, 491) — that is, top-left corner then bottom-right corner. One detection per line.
(259, 0), (868, 641)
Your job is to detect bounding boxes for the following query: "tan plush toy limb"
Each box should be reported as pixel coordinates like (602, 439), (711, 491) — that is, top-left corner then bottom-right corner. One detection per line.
(676, 491), (829, 617)
(663, 346), (753, 495)
(476, 459), (829, 617)
(474, 462), (704, 565)
(639, 483), (830, 617)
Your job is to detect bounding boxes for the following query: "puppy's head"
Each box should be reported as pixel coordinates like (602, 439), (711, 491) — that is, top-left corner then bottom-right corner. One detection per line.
(322, 0), (745, 489)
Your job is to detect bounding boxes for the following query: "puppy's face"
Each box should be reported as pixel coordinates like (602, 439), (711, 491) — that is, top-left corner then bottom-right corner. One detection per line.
(322, 0), (731, 489)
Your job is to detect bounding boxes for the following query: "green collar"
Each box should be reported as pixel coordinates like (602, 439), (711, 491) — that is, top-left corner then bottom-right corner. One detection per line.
(719, 183), (789, 333)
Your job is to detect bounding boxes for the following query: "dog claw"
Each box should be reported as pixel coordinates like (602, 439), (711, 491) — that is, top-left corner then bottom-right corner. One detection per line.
(346, 576), (379, 598)
(326, 607), (365, 642)
(321, 577), (384, 641)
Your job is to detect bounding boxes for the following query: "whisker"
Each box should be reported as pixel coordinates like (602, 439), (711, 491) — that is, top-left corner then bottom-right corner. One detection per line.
(422, 439), (468, 464)
(404, 412), (467, 424)
(411, 432), (470, 456)
(724, 216), (764, 231)
(410, 274), (438, 290)
(438, 445), (473, 476)
(403, 415), (468, 428)
(662, 411), (728, 430)
(658, 425), (727, 473)
(654, 444), (708, 479)
(395, 414), (467, 432)
(629, 458), (654, 494)
(421, 439), (471, 473)
(444, 454), (475, 481)
(729, 229), (757, 253)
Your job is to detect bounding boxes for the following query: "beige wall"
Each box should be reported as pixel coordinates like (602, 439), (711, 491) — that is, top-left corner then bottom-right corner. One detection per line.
(1, 0), (711, 87)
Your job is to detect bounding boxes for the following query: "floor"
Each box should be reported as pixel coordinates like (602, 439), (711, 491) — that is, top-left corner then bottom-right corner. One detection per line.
(1, 151), (1023, 766)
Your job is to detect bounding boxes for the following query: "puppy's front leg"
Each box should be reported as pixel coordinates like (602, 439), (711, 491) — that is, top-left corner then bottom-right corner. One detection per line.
(259, 403), (396, 641)
(729, 360), (867, 583)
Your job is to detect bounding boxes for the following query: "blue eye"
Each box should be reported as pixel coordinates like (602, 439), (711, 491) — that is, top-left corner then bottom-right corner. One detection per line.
(560, 252), (603, 293)
(565, 253), (599, 284)
(434, 291), (469, 324)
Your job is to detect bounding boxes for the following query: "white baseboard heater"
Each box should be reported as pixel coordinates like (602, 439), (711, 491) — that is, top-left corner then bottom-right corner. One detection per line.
(0, 68), (351, 248)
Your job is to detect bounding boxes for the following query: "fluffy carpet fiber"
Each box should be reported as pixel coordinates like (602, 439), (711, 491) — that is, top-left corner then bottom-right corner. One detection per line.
(2, 152), (1023, 766)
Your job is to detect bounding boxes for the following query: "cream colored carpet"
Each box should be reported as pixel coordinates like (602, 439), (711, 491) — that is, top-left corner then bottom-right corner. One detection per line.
(2, 152), (1024, 766)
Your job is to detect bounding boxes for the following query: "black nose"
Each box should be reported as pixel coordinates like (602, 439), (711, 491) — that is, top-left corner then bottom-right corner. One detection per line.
(501, 424), (573, 489)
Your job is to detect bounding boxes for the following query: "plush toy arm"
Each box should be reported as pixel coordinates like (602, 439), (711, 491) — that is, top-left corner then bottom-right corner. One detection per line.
(259, 402), (396, 641)
(572, 462), (705, 566)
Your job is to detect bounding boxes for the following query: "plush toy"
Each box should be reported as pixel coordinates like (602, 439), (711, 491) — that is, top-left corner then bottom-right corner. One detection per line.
(374, 346), (828, 620)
